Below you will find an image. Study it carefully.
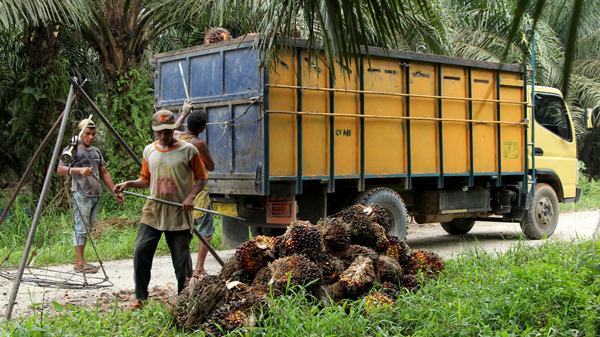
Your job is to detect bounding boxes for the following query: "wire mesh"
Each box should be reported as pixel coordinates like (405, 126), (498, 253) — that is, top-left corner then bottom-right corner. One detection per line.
(0, 265), (113, 290)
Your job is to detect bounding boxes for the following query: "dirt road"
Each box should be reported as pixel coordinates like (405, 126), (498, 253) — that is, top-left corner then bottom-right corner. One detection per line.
(2, 210), (598, 319)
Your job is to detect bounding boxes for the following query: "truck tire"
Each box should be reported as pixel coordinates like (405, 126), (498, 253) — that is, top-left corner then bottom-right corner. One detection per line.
(520, 183), (559, 239)
(355, 187), (409, 239)
(250, 226), (286, 238)
(440, 218), (475, 235)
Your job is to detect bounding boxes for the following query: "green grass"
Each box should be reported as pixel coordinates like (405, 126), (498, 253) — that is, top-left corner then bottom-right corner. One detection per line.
(1, 238), (599, 336)
(0, 191), (229, 268)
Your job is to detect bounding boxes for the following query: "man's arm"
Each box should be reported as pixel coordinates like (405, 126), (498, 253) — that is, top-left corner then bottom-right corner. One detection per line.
(114, 179), (150, 192)
(181, 178), (207, 211)
(191, 138), (214, 172)
(175, 99), (193, 131)
(57, 165), (93, 177)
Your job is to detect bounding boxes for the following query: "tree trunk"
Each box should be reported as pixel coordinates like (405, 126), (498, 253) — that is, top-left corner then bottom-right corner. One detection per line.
(17, 23), (69, 198)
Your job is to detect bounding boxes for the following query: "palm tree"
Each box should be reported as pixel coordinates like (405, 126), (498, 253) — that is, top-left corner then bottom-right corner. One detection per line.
(0, 0), (94, 194)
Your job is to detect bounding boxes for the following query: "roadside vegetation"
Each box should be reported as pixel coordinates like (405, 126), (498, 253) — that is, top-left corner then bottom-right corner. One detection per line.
(1, 237), (598, 336)
(0, 191), (226, 267)
(1, 163), (598, 267)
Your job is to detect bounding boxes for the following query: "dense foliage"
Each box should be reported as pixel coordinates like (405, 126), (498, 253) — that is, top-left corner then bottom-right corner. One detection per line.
(0, 0), (599, 187)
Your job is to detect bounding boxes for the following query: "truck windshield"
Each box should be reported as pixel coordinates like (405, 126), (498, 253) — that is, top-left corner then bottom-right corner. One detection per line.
(534, 93), (572, 142)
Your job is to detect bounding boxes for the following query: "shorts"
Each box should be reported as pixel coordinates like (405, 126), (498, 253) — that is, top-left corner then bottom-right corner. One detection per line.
(194, 205), (215, 237)
(71, 191), (100, 246)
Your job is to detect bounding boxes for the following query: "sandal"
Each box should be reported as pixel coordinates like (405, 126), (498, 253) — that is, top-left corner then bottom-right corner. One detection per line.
(74, 265), (99, 274)
(126, 300), (143, 310)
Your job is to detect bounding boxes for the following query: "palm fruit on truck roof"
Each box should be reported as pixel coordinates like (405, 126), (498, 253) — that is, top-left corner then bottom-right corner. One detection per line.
(339, 255), (376, 299)
(172, 275), (229, 331)
(317, 217), (350, 253)
(268, 254), (323, 293)
(375, 255), (403, 284)
(337, 244), (379, 268)
(204, 27), (232, 45)
(363, 292), (395, 315)
(406, 249), (445, 277)
(338, 204), (388, 249)
(235, 235), (276, 274)
(273, 220), (324, 258)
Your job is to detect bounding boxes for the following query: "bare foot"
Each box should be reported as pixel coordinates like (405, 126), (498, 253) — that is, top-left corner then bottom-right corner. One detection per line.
(193, 269), (209, 277)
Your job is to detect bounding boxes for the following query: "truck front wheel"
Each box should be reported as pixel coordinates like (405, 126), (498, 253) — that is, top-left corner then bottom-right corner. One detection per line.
(355, 187), (409, 239)
(440, 218), (475, 235)
(521, 183), (559, 239)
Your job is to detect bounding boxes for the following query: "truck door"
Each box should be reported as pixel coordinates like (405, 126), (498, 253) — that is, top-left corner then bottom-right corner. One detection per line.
(531, 92), (577, 199)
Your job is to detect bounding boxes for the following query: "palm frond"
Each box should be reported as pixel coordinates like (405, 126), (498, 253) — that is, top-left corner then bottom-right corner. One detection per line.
(0, 0), (95, 30)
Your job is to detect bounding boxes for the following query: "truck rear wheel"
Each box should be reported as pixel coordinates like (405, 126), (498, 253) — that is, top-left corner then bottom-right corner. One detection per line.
(521, 183), (559, 239)
(355, 187), (409, 239)
(250, 226), (286, 238)
(440, 218), (475, 235)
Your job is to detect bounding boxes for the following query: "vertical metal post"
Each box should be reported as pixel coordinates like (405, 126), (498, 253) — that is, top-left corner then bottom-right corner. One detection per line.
(437, 64), (444, 188)
(296, 49), (303, 194)
(405, 62), (412, 189)
(328, 68), (335, 193)
(263, 60), (271, 196)
(523, 59), (529, 189)
(496, 71), (503, 187)
(530, 30), (536, 196)
(4, 84), (76, 321)
(359, 55), (365, 192)
(468, 67), (474, 187)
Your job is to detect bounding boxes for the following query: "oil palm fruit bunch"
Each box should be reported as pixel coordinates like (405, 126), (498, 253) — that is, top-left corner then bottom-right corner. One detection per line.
(379, 281), (400, 301)
(235, 235), (276, 274)
(367, 204), (391, 232)
(317, 217), (350, 253)
(204, 27), (232, 45)
(173, 275), (229, 331)
(338, 244), (379, 267)
(400, 273), (425, 291)
(273, 220), (323, 257)
(276, 24), (302, 38)
(339, 256), (376, 299)
(406, 249), (445, 277)
(309, 251), (345, 284)
(338, 204), (386, 249)
(219, 257), (255, 284)
(203, 296), (267, 336)
(375, 255), (403, 284)
(251, 267), (273, 293)
(326, 282), (345, 302)
(268, 255), (323, 293)
(363, 292), (395, 315)
(383, 235), (411, 266)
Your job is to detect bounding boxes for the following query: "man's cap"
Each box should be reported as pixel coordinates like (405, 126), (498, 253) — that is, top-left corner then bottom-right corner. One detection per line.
(78, 119), (96, 130)
(152, 110), (177, 131)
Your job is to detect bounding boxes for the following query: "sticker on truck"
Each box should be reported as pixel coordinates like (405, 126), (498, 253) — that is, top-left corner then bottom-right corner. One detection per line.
(503, 141), (519, 159)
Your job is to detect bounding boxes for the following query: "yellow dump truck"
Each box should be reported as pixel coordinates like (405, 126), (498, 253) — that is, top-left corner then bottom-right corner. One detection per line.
(151, 36), (588, 247)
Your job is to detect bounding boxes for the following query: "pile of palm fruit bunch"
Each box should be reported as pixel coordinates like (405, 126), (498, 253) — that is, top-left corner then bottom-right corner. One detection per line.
(171, 203), (445, 334)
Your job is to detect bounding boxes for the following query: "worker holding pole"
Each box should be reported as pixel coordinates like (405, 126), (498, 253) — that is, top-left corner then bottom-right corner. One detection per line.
(57, 119), (122, 274)
(114, 110), (208, 310)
